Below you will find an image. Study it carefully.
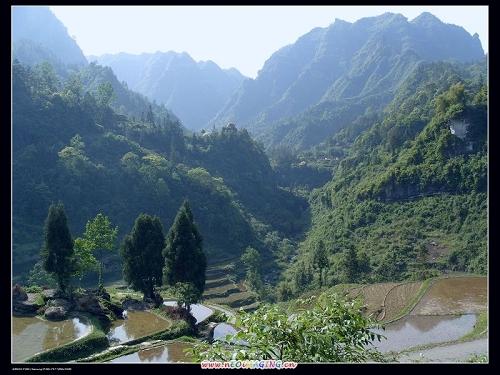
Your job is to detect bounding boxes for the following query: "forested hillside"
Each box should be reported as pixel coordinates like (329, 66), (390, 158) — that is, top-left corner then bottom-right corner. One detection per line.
(272, 59), (487, 299)
(12, 55), (487, 304)
(11, 7), (487, 305)
(12, 59), (307, 287)
(89, 51), (247, 130)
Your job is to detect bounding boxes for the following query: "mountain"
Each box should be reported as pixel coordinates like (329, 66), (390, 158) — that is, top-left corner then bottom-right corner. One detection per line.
(89, 51), (247, 131)
(11, 6), (246, 133)
(11, 54), (487, 295)
(11, 58), (307, 286)
(11, 7), (487, 300)
(208, 12), (485, 151)
(12, 6), (88, 72)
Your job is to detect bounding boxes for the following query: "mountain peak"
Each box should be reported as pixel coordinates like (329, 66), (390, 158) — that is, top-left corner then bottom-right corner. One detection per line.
(411, 11), (445, 27)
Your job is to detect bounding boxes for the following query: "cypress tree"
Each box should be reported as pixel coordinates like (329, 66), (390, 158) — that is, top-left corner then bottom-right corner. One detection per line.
(120, 213), (165, 300)
(163, 199), (207, 298)
(40, 201), (74, 294)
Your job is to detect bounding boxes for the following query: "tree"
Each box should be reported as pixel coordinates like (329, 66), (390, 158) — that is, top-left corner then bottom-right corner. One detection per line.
(169, 282), (201, 310)
(435, 82), (470, 118)
(96, 81), (117, 109)
(188, 293), (386, 363)
(312, 240), (329, 287)
(40, 201), (75, 294)
(338, 245), (359, 283)
(163, 199), (206, 303)
(27, 261), (57, 289)
(33, 61), (60, 93)
(241, 246), (262, 291)
(120, 214), (165, 300)
(80, 213), (118, 290)
(62, 71), (83, 107)
(71, 237), (98, 290)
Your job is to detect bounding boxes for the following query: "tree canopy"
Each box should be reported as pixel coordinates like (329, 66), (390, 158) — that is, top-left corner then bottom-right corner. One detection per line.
(39, 201), (74, 294)
(163, 198), (207, 305)
(78, 213), (118, 290)
(120, 213), (165, 300)
(188, 293), (386, 363)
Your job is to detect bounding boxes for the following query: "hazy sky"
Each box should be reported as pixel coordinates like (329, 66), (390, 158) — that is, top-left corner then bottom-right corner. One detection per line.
(45, 5), (488, 79)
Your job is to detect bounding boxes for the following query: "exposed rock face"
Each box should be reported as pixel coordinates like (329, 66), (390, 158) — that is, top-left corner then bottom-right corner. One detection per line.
(44, 306), (68, 320)
(73, 289), (123, 328)
(122, 292), (164, 311)
(12, 284), (44, 316)
(75, 292), (108, 316)
(161, 305), (197, 328)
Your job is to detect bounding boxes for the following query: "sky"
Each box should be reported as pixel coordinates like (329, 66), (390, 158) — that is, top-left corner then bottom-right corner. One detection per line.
(45, 5), (488, 79)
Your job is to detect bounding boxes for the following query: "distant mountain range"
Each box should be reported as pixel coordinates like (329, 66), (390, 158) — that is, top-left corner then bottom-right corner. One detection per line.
(12, 6), (485, 151)
(11, 6), (487, 292)
(89, 51), (247, 131)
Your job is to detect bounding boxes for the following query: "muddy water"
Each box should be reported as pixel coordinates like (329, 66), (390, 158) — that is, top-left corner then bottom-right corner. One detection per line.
(410, 276), (487, 315)
(108, 323), (239, 363)
(106, 310), (171, 345)
(372, 314), (477, 352)
(107, 342), (195, 363)
(12, 277), (487, 363)
(371, 276), (487, 354)
(12, 316), (89, 362)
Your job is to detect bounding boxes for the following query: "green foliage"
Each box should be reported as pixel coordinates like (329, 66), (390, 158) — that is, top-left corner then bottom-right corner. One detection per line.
(241, 247), (261, 289)
(12, 54), (487, 306)
(39, 201), (74, 294)
(163, 199), (207, 297)
(188, 293), (386, 363)
(96, 81), (117, 108)
(312, 240), (329, 287)
(169, 282), (202, 311)
(120, 214), (165, 300)
(435, 82), (469, 118)
(337, 246), (359, 284)
(280, 61), (487, 295)
(78, 213), (118, 290)
(12, 59), (307, 285)
(72, 237), (98, 289)
(27, 261), (57, 289)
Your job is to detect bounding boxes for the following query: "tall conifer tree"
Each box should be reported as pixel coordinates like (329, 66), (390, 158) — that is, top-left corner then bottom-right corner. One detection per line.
(163, 199), (207, 298)
(40, 201), (74, 294)
(120, 214), (165, 300)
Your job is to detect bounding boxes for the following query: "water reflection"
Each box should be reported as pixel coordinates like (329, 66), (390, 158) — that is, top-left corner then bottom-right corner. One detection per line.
(107, 342), (195, 363)
(372, 314), (477, 352)
(212, 322), (249, 347)
(12, 316), (89, 362)
(213, 322), (237, 339)
(163, 301), (213, 324)
(106, 310), (171, 345)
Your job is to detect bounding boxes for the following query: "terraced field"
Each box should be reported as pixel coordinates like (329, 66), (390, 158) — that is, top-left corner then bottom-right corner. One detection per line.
(202, 261), (259, 311)
(203, 259), (487, 329)
(348, 281), (424, 322)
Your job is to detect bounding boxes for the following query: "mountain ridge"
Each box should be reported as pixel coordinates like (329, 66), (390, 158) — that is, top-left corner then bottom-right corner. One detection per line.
(207, 11), (484, 150)
(11, 6), (487, 300)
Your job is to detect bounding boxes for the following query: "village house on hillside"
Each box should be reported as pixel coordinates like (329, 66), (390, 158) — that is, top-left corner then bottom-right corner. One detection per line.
(449, 116), (474, 151)
(449, 117), (469, 139)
